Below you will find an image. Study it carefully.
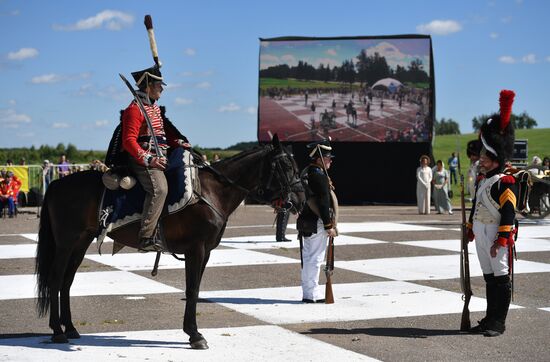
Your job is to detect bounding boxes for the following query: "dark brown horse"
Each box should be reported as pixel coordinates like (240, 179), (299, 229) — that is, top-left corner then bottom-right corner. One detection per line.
(35, 136), (304, 349)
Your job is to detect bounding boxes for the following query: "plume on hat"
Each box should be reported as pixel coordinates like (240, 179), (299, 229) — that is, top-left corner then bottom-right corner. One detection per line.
(479, 90), (516, 166)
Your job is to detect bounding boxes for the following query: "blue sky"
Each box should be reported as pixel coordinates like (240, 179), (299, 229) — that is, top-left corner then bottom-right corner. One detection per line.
(1, 0), (549, 150)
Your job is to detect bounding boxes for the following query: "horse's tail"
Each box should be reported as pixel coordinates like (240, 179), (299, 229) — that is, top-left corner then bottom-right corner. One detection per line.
(35, 188), (55, 317)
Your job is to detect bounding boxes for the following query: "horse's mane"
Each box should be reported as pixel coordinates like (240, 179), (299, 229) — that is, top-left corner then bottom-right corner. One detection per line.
(211, 144), (271, 172)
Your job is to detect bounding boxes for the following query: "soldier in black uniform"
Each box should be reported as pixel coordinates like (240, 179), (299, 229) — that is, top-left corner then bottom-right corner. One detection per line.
(297, 140), (338, 303)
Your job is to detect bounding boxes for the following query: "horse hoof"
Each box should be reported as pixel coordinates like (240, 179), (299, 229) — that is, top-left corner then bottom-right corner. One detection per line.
(51, 333), (68, 343)
(65, 329), (81, 339)
(190, 338), (209, 350)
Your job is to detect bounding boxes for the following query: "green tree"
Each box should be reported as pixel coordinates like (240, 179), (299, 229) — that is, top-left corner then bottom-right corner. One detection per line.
(435, 118), (461, 135)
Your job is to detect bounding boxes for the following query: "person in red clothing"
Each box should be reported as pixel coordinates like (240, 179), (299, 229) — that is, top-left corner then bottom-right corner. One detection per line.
(122, 65), (191, 251)
(0, 171), (21, 218)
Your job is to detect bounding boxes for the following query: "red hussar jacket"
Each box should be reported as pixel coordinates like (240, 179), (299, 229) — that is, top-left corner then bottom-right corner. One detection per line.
(122, 96), (182, 166)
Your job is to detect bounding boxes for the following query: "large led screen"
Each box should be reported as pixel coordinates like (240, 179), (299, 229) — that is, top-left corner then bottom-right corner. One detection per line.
(258, 36), (434, 143)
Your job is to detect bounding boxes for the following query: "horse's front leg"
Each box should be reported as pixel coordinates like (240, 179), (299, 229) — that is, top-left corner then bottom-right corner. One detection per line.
(183, 247), (209, 349)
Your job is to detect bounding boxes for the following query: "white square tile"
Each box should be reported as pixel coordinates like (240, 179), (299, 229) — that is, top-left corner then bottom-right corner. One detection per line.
(0, 271), (181, 300)
(0, 325), (377, 361)
(85, 249), (299, 271)
(200, 281), (521, 325)
(337, 255), (550, 281)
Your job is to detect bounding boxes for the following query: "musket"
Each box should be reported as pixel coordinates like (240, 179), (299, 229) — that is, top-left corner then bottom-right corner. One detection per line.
(458, 149), (473, 331)
(324, 235), (335, 304)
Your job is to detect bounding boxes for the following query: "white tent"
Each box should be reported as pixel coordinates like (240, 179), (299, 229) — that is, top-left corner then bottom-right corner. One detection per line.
(371, 78), (403, 92)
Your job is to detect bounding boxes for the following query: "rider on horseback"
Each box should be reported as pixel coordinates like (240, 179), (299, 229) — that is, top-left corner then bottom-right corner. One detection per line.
(122, 65), (191, 251)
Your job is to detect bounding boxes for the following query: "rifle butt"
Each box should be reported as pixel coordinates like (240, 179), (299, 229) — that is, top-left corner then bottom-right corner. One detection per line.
(460, 295), (471, 331)
(325, 274), (334, 304)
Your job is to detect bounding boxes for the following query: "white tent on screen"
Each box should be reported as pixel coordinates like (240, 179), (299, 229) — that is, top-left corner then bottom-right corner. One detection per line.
(372, 78), (403, 93)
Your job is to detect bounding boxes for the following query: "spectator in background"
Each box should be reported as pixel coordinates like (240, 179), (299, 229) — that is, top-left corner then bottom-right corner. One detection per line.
(6, 159), (13, 166)
(212, 154), (221, 163)
(0, 171), (21, 218)
(467, 140), (482, 198)
(543, 157), (550, 170)
(58, 154), (70, 178)
(448, 152), (458, 185)
(201, 154), (210, 166)
(432, 160), (453, 215)
(528, 156), (544, 177)
(42, 160), (53, 191)
(416, 155), (432, 214)
(19, 158), (26, 165)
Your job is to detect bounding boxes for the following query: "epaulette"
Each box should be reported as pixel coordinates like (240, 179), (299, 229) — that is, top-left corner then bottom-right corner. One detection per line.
(309, 165), (324, 175)
(500, 175), (515, 184)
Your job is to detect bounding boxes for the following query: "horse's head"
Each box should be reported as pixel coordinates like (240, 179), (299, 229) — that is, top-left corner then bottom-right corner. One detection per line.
(255, 135), (305, 214)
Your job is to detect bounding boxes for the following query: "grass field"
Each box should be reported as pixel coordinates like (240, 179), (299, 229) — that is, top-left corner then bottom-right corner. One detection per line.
(260, 78), (354, 90)
(432, 127), (550, 205)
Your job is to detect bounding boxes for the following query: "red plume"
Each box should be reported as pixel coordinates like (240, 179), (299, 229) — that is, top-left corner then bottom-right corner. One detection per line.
(499, 89), (515, 131)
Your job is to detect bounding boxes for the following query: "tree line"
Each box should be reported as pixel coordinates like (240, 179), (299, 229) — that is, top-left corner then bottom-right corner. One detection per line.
(260, 50), (430, 87)
(435, 111), (539, 136)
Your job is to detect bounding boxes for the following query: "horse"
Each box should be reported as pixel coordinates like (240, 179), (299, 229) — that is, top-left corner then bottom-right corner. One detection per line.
(35, 136), (305, 349)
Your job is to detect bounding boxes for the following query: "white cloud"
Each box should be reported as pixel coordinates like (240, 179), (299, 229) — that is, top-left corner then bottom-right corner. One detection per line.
(175, 97), (193, 105)
(196, 81), (211, 89)
(260, 54), (279, 63)
(53, 10), (133, 31)
(501, 16), (512, 24)
(260, 41), (270, 48)
(326, 49), (337, 56)
(245, 106), (256, 115)
(218, 102), (240, 112)
(94, 120), (108, 127)
(184, 48), (196, 56)
(182, 71), (193, 77)
(312, 57), (341, 68)
(499, 56), (516, 64)
(8, 100), (16, 106)
(31, 72), (91, 84)
(416, 20), (462, 35)
(164, 83), (182, 90)
(281, 54), (297, 64)
(0, 109), (31, 128)
(31, 74), (60, 84)
(522, 53), (536, 64)
(7, 47), (38, 60)
(52, 122), (69, 128)
(489, 32), (499, 39)
(546, 56), (550, 63)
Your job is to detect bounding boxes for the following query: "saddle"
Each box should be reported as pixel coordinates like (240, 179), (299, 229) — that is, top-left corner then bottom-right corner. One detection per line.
(97, 148), (200, 254)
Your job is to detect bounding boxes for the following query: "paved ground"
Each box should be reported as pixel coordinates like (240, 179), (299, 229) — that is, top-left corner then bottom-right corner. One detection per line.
(0, 206), (549, 361)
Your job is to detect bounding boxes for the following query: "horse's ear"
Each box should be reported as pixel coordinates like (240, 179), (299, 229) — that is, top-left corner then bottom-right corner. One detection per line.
(272, 133), (281, 148)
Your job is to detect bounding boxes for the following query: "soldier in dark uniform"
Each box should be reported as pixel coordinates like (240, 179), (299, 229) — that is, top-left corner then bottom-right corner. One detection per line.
(467, 90), (518, 337)
(297, 140), (338, 303)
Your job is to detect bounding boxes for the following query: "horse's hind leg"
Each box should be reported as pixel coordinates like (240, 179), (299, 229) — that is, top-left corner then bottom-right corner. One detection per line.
(48, 247), (73, 343)
(60, 241), (90, 339)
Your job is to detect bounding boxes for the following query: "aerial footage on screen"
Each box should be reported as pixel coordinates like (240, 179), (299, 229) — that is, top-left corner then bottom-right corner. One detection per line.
(258, 36), (434, 143)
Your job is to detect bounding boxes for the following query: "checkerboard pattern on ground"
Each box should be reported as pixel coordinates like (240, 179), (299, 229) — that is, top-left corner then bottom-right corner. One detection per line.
(259, 93), (425, 142)
(1, 209), (549, 361)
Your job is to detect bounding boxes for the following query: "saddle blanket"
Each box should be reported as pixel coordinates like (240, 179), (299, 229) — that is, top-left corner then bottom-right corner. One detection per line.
(97, 148), (198, 245)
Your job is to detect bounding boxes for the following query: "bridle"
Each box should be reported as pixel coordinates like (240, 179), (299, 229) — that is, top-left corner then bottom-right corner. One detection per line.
(192, 145), (302, 209)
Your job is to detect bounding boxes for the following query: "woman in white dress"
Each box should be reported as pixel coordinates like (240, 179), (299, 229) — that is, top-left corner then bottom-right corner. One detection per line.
(416, 155), (432, 214)
(432, 160), (453, 214)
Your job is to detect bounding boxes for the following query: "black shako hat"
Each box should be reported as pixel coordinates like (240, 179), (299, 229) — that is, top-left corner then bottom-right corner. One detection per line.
(131, 65), (166, 89)
(307, 139), (334, 159)
(466, 139), (482, 158)
(479, 90), (515, 168)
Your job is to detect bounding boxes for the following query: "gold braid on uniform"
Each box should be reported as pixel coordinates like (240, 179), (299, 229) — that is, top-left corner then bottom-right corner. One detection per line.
(499, 188), (516, 209)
